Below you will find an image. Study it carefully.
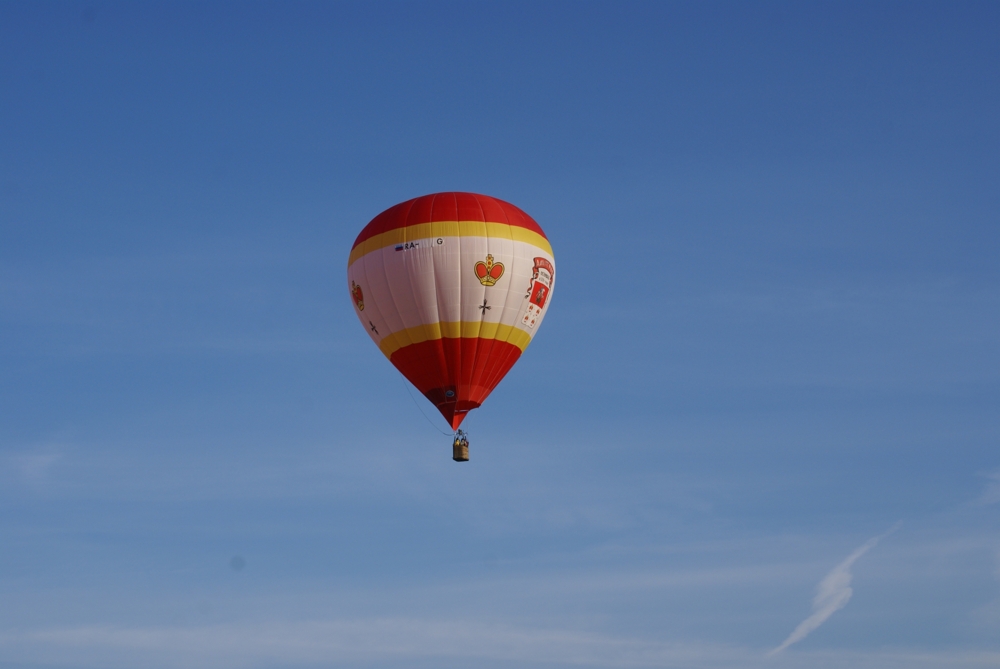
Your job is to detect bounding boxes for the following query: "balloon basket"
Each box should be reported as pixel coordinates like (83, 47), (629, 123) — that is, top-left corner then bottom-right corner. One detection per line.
(452, 430), (470, 462)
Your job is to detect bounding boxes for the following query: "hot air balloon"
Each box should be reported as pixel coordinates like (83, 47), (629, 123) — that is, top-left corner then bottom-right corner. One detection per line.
(347, 192), (556, 460)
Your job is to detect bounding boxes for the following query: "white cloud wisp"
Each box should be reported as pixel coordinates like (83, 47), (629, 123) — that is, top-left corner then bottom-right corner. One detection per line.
(769, 524), (900, 655)
(976, 471), (1000, 506)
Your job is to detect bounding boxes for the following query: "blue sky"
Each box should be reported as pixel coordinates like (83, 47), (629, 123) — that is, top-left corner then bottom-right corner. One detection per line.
(1, 2), (999, 667)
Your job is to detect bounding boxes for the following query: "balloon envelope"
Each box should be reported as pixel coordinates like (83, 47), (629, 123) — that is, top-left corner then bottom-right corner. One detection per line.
(347, 192), (556, 429)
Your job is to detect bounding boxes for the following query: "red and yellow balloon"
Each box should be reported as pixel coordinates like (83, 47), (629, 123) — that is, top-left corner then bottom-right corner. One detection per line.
(347, 192), (555, 429)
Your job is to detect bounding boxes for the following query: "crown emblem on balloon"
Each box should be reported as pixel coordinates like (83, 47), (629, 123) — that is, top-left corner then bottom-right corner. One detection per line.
(474, 254), (505, 287)
(351, 280), (364, 311)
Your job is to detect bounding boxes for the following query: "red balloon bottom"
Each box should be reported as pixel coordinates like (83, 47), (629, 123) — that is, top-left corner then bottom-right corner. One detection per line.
(390, 336), (524, 429)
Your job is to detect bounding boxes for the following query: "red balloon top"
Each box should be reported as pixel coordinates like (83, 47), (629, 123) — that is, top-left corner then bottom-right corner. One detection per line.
(351, 192), (547, 252)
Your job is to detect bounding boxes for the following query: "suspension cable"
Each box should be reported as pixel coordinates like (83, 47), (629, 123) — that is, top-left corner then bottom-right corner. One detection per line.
(398, 373), (454, 436)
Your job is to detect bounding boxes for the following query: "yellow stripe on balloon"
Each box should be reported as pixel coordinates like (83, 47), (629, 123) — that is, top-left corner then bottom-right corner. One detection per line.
(348, 221), (552, 267)
(377, 321), (533, 359)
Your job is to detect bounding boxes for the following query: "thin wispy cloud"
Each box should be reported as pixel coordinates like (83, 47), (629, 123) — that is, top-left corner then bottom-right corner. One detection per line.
(975, 471), (1000, 506)
(2, 448), (64, 488)
(1, 617), (998, 669)
(769, 524), (900, 655)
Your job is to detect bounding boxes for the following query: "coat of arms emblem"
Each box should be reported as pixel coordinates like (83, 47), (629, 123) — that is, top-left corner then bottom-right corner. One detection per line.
(351, 280), (364, 311)
(521, 257), (554, 328)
